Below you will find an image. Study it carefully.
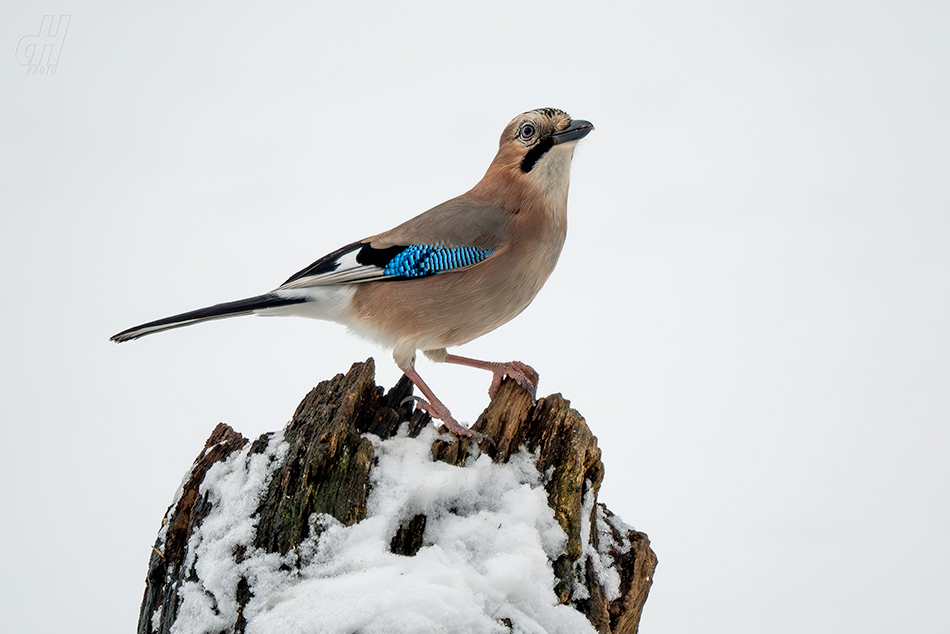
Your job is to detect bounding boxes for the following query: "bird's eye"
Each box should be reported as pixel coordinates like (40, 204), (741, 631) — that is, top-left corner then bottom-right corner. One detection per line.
(519, 123), (536, 140)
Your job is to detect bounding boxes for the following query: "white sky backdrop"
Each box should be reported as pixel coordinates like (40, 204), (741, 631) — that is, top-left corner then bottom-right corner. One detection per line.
(2, 1), (948, 632)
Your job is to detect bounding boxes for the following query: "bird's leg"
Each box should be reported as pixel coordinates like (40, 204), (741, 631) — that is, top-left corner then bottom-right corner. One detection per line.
(399, 364), (484, 440)
(442, 354), (539, 399)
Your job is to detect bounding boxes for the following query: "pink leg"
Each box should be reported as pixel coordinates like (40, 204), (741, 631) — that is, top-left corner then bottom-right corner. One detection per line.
(400, 364), (486, 440)
(443, 354), (538, 399)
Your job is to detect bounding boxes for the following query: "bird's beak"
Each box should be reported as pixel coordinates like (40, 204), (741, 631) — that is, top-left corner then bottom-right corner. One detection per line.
(551, 119), (594, 144)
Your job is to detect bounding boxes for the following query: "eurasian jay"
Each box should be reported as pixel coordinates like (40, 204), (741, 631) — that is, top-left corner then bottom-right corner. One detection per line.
(111, 107), (593, 438)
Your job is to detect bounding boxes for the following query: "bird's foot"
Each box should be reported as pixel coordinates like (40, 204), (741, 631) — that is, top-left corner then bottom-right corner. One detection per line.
(411, 397), (492, 443)
(399, 362), (493, 444)
(442, 354), (539, 399)
(487, 361), (538, 399)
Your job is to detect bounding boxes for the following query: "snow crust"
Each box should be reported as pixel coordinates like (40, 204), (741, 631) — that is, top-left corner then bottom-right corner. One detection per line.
(573, 481), (634, 603)
(165, 427), (600, 634)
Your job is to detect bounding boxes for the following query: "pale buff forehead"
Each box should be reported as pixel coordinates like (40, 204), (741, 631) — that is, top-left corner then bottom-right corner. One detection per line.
(505, 108), (573, 138)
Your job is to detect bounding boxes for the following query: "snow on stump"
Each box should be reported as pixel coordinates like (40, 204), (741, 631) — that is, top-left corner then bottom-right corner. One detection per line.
(138, 359), (657, 634)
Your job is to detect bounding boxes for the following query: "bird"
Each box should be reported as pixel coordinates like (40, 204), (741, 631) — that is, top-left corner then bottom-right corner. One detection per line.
(111, 107), (593, 439)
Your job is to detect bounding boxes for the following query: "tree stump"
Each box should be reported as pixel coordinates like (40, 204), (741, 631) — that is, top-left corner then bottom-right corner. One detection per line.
(138, 359), (657, 634)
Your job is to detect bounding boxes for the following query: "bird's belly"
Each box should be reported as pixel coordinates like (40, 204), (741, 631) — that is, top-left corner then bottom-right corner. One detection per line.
(349, 249), (556, 352)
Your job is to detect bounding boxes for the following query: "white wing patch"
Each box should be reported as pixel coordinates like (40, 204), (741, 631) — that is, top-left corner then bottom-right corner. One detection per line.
(278, 249), (389, 290)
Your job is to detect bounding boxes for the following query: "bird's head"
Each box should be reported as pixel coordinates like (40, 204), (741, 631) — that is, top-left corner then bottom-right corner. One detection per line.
(477, 108), (594, 209)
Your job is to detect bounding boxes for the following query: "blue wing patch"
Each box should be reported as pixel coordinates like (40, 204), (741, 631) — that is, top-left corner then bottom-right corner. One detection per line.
(278, 242), (496, 289)
(383, 245), (495, 278)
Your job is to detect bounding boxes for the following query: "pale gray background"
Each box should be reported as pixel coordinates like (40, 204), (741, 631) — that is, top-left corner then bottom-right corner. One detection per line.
(2, 1), (948, 632)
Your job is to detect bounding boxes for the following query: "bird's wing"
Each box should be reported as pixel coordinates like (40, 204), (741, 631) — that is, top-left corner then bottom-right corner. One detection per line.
(278, 197), (509, 290)
(367, 195), (508, 250)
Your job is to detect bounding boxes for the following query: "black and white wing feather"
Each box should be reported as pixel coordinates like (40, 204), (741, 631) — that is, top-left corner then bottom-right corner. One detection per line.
(278, 241), (496, 289)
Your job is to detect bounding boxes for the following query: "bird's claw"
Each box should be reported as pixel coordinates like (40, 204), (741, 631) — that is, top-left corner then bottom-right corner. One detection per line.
(487, 361), (539, 399)
(409, 396), (491, 444)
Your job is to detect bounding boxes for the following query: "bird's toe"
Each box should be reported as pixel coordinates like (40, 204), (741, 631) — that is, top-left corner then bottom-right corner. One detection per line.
(488, 361), (539, 399)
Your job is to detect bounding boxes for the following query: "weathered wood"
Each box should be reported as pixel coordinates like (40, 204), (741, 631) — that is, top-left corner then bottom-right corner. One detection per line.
(138, 359), (657, 634)
(137, 423), (248, 634)
(603, 506), (658, 634)
(253, 360), (378, 554)
(390, 513), (428, 557)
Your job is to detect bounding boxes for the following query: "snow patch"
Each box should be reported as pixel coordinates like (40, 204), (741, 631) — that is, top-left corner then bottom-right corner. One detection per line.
(167, 426), (603, 634)
(170, 431), (289, 634)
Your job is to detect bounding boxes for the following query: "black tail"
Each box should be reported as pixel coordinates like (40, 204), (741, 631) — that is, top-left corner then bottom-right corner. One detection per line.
(110, 293), (308, 342)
